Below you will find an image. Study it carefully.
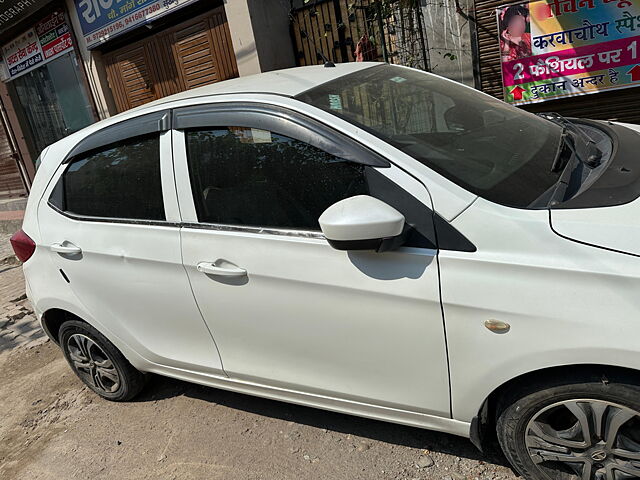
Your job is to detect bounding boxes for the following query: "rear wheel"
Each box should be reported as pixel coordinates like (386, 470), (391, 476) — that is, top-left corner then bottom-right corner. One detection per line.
(59, 320), (145, 401)
(497, 380), (640, 480)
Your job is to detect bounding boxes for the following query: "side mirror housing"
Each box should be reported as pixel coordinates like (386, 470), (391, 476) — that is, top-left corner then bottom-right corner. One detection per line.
(319, 195), (406, 252)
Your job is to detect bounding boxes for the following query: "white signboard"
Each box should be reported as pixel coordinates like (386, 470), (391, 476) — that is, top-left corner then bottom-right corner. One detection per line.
(3, 28), (43, 78)
(2, 11), (74, 80)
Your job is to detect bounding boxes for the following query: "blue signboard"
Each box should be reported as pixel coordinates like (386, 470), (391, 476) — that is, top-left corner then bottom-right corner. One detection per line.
(74, 0), (198, 48)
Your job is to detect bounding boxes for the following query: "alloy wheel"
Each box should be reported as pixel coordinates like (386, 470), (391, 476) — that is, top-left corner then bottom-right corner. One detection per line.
(526, 399), (640, 480)
(66, 333), (121, 394)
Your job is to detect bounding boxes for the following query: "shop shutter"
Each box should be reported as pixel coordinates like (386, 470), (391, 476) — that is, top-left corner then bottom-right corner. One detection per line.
(0, 122), (25, 198)
(103, 7), (238, 113)
(472, 0), (640, 123)
(473, 0), (504, 99)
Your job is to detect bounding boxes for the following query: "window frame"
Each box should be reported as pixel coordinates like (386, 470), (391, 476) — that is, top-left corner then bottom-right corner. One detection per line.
(174, 103), (391, 236)
(172, 102), (450, 246)
(47, 110), (179, 226)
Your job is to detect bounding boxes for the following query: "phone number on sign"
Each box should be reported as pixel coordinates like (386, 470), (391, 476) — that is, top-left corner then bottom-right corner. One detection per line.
(86, 3), (161, 43)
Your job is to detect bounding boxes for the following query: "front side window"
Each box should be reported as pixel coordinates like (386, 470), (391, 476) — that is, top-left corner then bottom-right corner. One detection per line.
(185, 127), (369, 230)
(50, 134), (165, 220)
(296, 64), (564, 208)
(185, 125), (438, 249)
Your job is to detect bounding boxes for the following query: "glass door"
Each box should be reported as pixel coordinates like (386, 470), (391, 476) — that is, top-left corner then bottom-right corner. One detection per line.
(9, 51), (95, 159)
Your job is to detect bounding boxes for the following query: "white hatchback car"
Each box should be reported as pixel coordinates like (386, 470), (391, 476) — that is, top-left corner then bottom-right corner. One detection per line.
(10, 63), (640, 480)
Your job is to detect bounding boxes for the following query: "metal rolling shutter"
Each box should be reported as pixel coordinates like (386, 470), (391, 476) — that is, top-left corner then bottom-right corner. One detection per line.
(0, 115), (25, 199)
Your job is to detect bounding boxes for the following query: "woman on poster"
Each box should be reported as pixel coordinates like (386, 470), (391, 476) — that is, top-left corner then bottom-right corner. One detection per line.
(499, 4), (532, 61)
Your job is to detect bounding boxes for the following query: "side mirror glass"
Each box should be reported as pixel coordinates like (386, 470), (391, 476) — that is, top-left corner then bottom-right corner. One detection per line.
(319, 195), (406, 252)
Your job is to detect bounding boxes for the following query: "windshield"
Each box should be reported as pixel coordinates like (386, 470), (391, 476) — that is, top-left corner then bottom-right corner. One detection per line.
(296, 65), (563, 208)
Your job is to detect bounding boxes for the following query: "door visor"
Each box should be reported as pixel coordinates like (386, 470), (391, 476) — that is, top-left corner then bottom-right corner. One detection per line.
(63, 110), (171, 163)
(171, 103), (390, 168)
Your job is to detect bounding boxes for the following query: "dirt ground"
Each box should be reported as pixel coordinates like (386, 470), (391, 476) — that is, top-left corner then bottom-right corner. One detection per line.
(0, 338), (519, 480)
(0, 231), (518, 480)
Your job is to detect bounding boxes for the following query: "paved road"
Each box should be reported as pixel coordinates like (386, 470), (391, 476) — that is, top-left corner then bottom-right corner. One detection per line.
(0, 237), (518, 480)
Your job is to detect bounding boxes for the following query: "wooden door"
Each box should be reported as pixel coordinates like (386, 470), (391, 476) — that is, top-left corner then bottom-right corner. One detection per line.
(104, 7), (238, 113)
(104, 45), (157, 112)
(171, 10), (237, 90)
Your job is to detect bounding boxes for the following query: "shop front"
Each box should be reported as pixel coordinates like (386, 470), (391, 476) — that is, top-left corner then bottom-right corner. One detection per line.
(71, 0), (239, 113)
(0, 0), (301, 197)
(0, 2), (98, 197)
(3, 9), (96, 158)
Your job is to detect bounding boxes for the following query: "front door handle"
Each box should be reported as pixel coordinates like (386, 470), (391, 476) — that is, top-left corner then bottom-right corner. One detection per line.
(197, 262), (247, 277)
(50, 242), (82, 255)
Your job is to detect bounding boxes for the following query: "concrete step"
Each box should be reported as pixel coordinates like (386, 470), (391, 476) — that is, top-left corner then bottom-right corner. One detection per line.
(0, 213), (23, 234)
(0, 197), (27, 212)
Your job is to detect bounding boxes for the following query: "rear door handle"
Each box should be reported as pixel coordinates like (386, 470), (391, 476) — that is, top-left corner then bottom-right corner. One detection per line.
(50, 242), (82, 255)
(197, 262), (246, 277)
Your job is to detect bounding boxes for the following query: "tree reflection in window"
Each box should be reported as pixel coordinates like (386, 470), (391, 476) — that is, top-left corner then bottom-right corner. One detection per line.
(186, 127), (368, 230)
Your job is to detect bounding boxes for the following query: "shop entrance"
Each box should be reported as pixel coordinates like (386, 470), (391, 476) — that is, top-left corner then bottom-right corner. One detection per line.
(9, 50), (95, 160)
(103, 6), (238, 113)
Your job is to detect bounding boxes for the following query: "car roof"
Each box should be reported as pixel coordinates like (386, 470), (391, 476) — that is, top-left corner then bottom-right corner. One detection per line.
(129, 62), (381, 113)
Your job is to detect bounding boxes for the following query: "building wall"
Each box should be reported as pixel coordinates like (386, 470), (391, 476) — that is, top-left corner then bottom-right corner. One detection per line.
(247, 0), (296, 72)
(422, 0), (475, 86)
(225, 0), (296, 76)
(225, 0), (261, 76)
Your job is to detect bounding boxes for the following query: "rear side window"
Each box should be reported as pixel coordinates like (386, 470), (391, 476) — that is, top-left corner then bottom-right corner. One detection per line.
(185, 127), (368, 230)
(50, 134), (165, 221)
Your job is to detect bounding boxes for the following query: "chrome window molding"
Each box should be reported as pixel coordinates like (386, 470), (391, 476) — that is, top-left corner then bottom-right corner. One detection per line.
(181, 221), (326, 239)
(47, 203), (459, 250)
(47, 202), (324, 239)
(47, 202), (179, 228)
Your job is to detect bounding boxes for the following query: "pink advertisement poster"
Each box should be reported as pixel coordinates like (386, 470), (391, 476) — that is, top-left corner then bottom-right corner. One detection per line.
(497, 0), (640, 104)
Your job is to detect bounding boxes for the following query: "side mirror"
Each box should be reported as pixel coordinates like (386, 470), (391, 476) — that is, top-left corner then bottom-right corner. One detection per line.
(319, 195), (406, 252)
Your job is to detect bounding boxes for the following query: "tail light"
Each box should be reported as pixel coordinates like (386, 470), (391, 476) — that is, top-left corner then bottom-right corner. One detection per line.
(10, 229), (36, 262)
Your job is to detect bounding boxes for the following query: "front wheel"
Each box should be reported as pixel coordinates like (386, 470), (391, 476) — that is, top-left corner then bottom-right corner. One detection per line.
(59, 320), (145, 401)
(497, 378), (640, 480)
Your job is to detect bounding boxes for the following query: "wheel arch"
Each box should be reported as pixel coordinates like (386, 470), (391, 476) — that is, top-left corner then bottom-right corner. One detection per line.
(470, 363), (640, 452)
(40, 306), (149, 372)
(41, 307), (77, 344)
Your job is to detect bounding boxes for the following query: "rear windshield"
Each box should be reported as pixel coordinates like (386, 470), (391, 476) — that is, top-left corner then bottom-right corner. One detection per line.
(296, 65), (563, 208)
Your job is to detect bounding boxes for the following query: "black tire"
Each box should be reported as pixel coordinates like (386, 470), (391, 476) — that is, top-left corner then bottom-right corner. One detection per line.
(59, 320), (145, 401)
(496, 374), (640, 480)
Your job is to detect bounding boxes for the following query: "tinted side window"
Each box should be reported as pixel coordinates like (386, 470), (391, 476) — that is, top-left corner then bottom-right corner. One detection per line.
(184, 126), (437, 249)
(50, 134), (165, 221)
(185, 127), (368, 230)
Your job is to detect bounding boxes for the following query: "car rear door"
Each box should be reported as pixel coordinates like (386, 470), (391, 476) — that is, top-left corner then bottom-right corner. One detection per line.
(37, 111), (224, 374)
(173, 103), (451, 415)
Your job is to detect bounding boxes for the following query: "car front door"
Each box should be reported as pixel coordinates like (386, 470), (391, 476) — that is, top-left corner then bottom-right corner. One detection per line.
(173, 103), (451, 415)
(37, 111), (224, 374)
